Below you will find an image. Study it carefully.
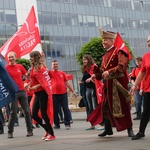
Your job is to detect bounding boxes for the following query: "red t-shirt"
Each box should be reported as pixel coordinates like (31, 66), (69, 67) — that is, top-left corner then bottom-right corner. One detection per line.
(49, 70), (68, 94)
(6, 64), (26, 90)
(30, 67), (44, 93)
(131, 67), (142, 90)
(141, 52), (150, 92)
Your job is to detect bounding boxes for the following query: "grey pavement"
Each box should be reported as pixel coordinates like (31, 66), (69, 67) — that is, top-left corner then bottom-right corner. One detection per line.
(0, 108), (150, 150)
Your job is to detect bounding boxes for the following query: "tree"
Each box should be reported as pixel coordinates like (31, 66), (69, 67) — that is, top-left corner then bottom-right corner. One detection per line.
(16, 58), (30, 70)
(76, 37), (133, 68)
(76, 37), (105, 67)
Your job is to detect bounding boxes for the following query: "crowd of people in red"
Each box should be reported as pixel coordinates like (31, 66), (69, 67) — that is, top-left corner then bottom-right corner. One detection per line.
(1, 28), (150, 142)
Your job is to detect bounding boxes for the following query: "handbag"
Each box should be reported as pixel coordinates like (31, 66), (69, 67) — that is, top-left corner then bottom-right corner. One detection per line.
(78, 98), (85, 107)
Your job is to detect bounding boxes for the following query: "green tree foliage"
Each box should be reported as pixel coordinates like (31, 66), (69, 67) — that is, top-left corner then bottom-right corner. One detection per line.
(76, 37), (105, 67)
(76, 37), (133, 68)
(16, 58), (30, 70)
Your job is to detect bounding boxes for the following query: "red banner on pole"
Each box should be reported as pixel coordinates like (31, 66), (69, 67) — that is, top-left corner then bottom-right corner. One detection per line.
(114, 33), (132, 60)
(0, 6), (41, 58)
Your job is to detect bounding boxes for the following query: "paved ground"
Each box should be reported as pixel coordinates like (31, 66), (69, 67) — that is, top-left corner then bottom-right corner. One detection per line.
(0, 109), (150, 150)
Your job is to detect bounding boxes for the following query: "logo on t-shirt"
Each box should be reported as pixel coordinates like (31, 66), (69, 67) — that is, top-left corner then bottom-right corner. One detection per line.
(17, 69), (21, 72)
(60, 74), (63, 78)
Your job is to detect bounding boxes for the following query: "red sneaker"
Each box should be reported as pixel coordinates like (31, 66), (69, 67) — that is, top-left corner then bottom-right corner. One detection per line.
(45, 135), (56, 141)
(42, 132), (49, 140)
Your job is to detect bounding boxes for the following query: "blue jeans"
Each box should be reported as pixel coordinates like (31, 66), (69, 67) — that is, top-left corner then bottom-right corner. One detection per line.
(134, 90), (143, 118)
(53, 93), (71, 127)
(58, 104), (72, 121)
(86, 88), (97, 116)
(7, 90), (32, 133)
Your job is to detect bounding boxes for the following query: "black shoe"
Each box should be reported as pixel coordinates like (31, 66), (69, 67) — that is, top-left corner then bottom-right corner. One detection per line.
(133, 111), (137, 114)
(127, 128), (135, 137)
(131, 132), (145, 140)
(53, 125), (60, 129)
(133, 117), (141, 120)
(32, 125), (35, 129)
(26, 131), (33, 137)
(98, 130), (113, 137)
(0, 130), (4, 134)
(8, 132), (13, 138)
(35, 124), (40, 128)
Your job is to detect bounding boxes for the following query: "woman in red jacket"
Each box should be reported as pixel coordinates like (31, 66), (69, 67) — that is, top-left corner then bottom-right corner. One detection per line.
(29, 51), (55, 141)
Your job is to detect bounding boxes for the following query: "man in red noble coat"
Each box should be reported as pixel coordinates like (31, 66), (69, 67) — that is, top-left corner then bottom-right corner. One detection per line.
(88, 28), (134, 137)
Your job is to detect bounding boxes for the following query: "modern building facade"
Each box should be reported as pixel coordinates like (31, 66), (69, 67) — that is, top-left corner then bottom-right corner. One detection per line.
(1, 0), (150, 92)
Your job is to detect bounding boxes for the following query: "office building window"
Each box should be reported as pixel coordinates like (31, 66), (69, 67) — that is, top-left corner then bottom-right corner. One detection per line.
(41, 1), (47, 11)
(99, 17), (103, 26)
(143, 20), (149, 30)
(77, 0), (89, 5)
(58, 13), (62, 25)
(116, 0), (127, 9)
(0, 10), (4, 22)
(134, 1), (142, 11)
(143, 2), (150, 12)
(78, 15), (83, 26)
(5, 10), (16, 23)
(93, 0), (104, 6)
(111, 17), (118, 27)
(62, 13), (71, 26)
(70, 14), (78, 26)
(87, 16), (95, 27)
(95, 16), (99, 27)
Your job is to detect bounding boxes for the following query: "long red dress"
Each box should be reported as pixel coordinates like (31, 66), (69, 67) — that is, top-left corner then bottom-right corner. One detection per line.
(88, 46), (132, 131)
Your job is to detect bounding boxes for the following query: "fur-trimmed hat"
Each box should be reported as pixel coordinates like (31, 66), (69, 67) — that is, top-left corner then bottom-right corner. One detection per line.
(99, 27), (116, 39)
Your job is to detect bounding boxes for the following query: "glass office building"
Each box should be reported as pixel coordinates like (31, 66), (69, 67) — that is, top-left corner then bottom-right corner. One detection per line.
(1, 0), (150, 91)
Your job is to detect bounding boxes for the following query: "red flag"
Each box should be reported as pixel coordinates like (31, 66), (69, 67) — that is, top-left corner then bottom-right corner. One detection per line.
(0, 6), (41, 58)
(114, 33), (132, 60)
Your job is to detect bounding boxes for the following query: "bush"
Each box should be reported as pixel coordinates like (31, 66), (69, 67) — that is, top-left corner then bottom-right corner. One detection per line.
(16, 58), (30, 70)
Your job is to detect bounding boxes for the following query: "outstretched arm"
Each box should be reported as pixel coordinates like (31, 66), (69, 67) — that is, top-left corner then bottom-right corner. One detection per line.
(66, 81), (77, 98)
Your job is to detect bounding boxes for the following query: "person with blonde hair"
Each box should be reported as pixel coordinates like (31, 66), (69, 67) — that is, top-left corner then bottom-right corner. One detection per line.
(29, 51), (55, 141)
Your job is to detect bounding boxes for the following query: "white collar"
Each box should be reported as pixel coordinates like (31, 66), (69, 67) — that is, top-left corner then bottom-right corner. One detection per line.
(107, 45), (114, 52)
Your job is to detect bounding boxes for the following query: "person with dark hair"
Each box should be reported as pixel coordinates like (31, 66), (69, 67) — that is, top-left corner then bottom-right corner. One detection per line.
(29, 51), (55, 141)
(88, 28), (134, 137)
(6, 51), (33, 138)
(131, 56), (143, 120)
(79, 55), (98, 130)
(48, 60), (77, 130)
(130, 35), (150, 140)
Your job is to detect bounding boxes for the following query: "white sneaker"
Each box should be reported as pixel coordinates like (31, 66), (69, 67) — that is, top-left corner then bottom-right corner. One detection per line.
(65, 125), (71, 130)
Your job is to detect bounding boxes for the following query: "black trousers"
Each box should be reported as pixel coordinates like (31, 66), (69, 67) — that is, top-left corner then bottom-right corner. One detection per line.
(139, 92), (150, 134)
(32, 90), (54, 136)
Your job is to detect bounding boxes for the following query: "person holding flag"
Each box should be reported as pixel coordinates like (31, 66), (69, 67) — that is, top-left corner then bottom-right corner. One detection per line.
(87, 28), (134, 137)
